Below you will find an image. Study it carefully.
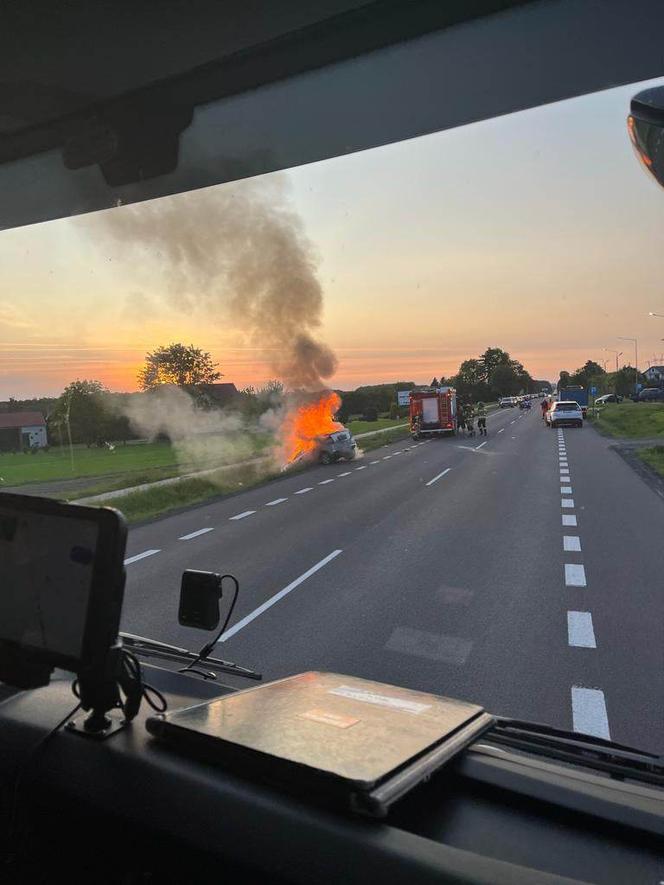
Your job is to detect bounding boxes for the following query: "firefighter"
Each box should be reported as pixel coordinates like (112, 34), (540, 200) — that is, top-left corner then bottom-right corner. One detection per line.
(465, 406), (475, 437)
(541, 396), (549, 421)
(476, 401), (487, 436)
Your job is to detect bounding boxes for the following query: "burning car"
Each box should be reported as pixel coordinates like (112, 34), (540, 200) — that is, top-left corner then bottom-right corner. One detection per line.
(316, 428), (357, 464)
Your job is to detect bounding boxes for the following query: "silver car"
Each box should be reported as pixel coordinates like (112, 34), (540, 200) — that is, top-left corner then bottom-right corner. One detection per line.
(317, 429), (357, 464)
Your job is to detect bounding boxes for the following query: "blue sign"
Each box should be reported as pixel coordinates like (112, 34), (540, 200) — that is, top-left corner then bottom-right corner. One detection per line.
(590, 386), (597, 396)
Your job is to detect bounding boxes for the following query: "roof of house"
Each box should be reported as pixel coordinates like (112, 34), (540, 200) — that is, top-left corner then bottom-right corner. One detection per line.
(0, 411), (46, 429)
(645, 365), (664, 372)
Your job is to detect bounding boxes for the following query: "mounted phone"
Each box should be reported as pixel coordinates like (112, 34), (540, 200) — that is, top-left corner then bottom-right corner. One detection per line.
(0, 493), (127, 688)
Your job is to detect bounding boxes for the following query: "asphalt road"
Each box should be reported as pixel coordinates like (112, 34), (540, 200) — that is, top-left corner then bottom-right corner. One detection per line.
(121, 406), (664, 753)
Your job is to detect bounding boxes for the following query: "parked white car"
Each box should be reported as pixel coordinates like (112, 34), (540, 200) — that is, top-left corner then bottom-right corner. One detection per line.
(547, 401), (583, 428)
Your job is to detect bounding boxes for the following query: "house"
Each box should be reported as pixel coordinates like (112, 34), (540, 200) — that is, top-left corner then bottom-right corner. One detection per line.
(643, 365), (664, 385)
(0, 411), (48, 451)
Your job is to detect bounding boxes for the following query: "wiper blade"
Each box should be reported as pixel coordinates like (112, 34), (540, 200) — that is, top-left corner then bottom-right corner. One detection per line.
(120, 632), (261, 681)
(490, 717), (664, 786)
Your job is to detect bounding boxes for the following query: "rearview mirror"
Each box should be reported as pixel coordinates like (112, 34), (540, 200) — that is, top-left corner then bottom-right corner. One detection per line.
(628, 86), (664, 189)
(179, 570), (222, 630)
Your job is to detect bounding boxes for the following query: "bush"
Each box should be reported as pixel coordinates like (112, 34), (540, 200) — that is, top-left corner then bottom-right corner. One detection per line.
(389, 403), (398, 420)
(362, 407), (378, 422)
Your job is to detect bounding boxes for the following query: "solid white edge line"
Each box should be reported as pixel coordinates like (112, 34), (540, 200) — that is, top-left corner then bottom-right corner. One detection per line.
(563, 535), (581, 552)
(562, 514), (577, 526)
(229, 510), (256, 521)
(178, 528), (213, 541)
(565, 563), (587, 587)
(567, 611), (596, 647)
(426, 467), (452, 487)
(571, 687), (610, 739)
(265, 498), (288, 506)
(124, 549), (160, 565)
(219, 549), (343, 642)
(294, 487), (313, 494)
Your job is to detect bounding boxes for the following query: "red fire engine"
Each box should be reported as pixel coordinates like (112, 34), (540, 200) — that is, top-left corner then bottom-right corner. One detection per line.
(409, 387), (457, 439)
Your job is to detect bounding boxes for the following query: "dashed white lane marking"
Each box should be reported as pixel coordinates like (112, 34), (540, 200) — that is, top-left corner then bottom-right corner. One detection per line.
(559, 461), (569, 467)
(124, 549), (160, 565)
(561, 498), (575, 508)
(383, 455), (392, 460)
(510, 420), (516, 424)
(567, 612), (597, 648)
(561, 485), (573, 494)
(370, 460), (380, 465)
(354, 466), (367, 471)
(265, 497), (287, 506)
(319, 479), (335, 485)
(393, 451), (403, 456)
(229, 510), (256, 520)
(179, 527), (213, 541)
(426, 467), (452, 487)
(475, 441), (487, 450)
(497, 428), (505, 434)
(562, 514), (577, 526)
(565, 563), (587, 587)
(218, 549), (343, 642)
(295, 487), (313, 495)
(337, 471), (352, 477)
(571, 687), (610, 739)
(560, 467), (570, 474)
(563, 535), (581, 552)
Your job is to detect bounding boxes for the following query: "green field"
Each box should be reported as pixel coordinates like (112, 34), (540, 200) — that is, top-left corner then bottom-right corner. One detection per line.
(638, 445), (664, 479)
(0, 434), (272, 489)
(589, 402), (664, 438)
(347, 417), (407, 435)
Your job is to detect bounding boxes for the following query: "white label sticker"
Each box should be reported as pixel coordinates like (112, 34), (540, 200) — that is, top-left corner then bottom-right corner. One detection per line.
(328, 684), (430, 714)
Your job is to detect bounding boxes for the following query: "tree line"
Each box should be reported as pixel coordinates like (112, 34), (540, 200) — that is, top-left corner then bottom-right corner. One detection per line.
(557, 360), (646, 397)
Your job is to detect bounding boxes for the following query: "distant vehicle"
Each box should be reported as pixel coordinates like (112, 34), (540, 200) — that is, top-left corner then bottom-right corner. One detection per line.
(498, 397), (513, 408)
(317, 429), (357, 464)
(559, 385), (588, 417)
(635, 387), (664, 403)
(547, 401), (583, 428)
(409, 387), (457, 439)
(519, 399), (531, 410)
(595, 393), (623, 405)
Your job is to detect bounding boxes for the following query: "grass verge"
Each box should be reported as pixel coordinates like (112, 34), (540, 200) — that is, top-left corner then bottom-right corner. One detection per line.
(589, 402), (664, 438)
(96, 461), (296, 524)
(347, 417), (407, 435)
(359, 427), (412, 452)
(637, 445), (664, 479)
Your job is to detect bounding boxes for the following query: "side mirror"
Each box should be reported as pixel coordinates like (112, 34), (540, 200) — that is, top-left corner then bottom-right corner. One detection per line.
(628, 86), (664, 189)
(179, 570), (222, 630)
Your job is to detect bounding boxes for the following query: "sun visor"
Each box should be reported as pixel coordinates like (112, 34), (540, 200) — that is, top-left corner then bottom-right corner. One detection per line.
(1, 0), (663, 231)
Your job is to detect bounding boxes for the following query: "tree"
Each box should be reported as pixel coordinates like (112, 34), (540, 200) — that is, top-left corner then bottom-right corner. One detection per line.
(558, 371), (571, 391)
(138, 343), (221, 390)
(50, 380), (110, 446)
(570, 360), (605, 389)
(430, 377), (439, 388)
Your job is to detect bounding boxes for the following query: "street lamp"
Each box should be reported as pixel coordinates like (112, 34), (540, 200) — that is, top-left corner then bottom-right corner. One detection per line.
(604, 348), (622, 372)
(618, 336), (638, 394)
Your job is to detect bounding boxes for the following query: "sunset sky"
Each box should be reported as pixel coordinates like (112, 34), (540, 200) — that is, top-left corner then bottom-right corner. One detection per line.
(2, 75), (664, 399)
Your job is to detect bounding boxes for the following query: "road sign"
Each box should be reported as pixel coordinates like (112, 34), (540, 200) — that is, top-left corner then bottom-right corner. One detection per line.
(397, 391), (410, 407)
(590, 386), (597, 395)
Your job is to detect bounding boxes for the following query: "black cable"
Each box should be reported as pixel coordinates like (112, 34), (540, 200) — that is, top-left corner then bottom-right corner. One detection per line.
(121, 649), (167, 714)
(179, 574), (239, 676)
(6, 693), (82, 860)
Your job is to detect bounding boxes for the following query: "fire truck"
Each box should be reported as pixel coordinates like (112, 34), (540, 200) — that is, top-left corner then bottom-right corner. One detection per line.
(409, 387), (457, 439)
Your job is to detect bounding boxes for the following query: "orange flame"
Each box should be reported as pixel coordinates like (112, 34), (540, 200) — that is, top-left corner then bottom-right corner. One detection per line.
(282, 391), (343, 464)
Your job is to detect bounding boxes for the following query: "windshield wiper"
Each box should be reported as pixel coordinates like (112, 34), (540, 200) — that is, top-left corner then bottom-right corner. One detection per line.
(489, 717), (663, 786)
(120, 632), (261, 681)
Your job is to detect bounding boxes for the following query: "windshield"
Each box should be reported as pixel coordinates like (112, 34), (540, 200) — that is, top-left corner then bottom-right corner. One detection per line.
(2, 78), (663, 756)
